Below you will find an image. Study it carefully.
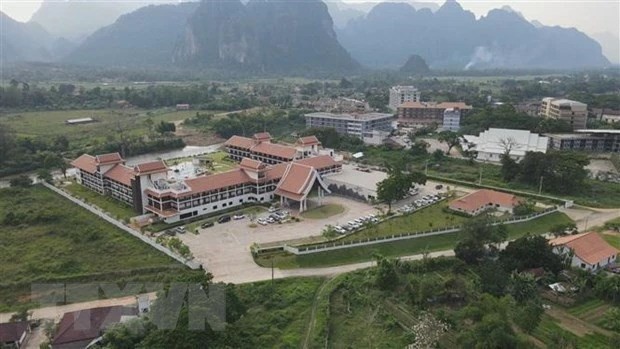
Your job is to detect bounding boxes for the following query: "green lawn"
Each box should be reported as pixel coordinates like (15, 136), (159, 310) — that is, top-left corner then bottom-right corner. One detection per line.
(339, 202), (467, 242)
(64, 182), (136, 221)
(601, 232), (620, 250)
(0, 108), (197, 154)
(300, 204), (345, 219)
(0, 185), (198, 311)
(254, 211), (572, 269)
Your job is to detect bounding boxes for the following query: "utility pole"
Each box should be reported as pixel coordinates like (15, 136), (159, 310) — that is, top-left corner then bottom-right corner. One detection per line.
(478, 165), (483, 185)
(424, 159), (429, 175)
(271, 259), (274, 287)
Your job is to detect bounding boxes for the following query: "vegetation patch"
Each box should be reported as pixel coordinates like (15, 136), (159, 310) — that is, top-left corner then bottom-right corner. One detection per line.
(0, 185), (198, 311)
(64, 182), (136, 221)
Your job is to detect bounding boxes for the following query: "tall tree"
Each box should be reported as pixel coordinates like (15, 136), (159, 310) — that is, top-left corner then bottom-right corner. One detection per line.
(376, 167), (426, 213)
(437, 131), (460, 155)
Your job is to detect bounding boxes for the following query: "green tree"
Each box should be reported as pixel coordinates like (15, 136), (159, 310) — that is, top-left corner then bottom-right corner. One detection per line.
(508, 272), (538, 304)
(376, 167), (426, 213)
(500, 154), (520, 182)
(601, 307), (620, 331)
(454, 216), (508, 265)
(9, 175), (32, 188)
(512, 301), (543, 334)
(375, 255), (399, 290)
(499, 234), (564, 274)
(155, 121), (176, 135)
(37, 168), (53, 183)
(437, 131), (460, 155)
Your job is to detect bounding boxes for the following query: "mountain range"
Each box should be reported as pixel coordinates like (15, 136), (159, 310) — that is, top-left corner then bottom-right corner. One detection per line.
(337, 1), (609, 69)
(0, 0), (613, 72)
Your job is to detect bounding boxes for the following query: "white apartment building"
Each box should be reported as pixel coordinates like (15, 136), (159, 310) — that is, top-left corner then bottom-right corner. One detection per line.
(540, 97), (588, 130)
(442, 108), (461, 131)
(388, 85), (420, 111)
(305, 112), (393, 138)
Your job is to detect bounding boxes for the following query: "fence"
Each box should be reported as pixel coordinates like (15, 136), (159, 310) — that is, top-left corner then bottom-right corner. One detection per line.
(43, 183), (202, 270)
(283, 207), (558, 255)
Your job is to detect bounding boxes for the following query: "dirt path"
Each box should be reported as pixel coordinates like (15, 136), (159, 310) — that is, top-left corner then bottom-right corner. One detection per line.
(545, 306), (612, 337)
(0, 293), (157, 323)
(560, 206), (620, 231)
(302, 276), (338, 349)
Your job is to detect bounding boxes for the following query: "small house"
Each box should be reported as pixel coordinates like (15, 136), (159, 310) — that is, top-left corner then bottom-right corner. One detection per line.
(550, 232), (619, 272)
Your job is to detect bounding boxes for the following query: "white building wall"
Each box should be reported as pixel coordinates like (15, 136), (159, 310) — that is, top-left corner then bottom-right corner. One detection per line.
(163, 191), (275, 223)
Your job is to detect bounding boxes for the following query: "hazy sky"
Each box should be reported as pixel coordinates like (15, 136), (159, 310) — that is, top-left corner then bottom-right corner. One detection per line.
(1, 0), (619, 37)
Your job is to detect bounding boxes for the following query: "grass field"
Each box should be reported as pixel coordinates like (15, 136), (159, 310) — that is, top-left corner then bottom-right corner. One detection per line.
(0, 185), (197, 311)
(254, 211), (572, 269)
(340, 202), (467, 242)
(0, 108), (199, 154)
(301, 204), (345, 219)
(64, 182), (136, 221)
(233, 277), (323, 348)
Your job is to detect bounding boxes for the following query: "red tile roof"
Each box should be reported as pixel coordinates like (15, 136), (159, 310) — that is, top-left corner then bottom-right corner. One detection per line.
(253, 132), (272, 141)
(134, 160), (168, 175)
(95, 153), (123, 164)
(224, 135), (255, 150)
(251, 142), (297, 159)
(52, 306), (135, 346)
(183, 169), (251, 196)
(71, 154), (97, 174)
(275, 163), (315, 199)
(103, 165), (134, 186)
(550, 232), (619, 265)
(0, 321), (28, 343)
(297, 135), (321, 146)
(295, 155), (339, 170)
(240, 158), (266, 171)
(449, 189), (521, 214)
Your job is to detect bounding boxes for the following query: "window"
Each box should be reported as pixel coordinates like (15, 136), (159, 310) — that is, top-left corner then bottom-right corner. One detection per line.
(213, 205), (218, 210)
(580, 263), (586, 269)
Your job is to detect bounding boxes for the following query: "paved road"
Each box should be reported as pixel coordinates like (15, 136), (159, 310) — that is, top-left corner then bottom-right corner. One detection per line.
(0, 293), (157, 323)
(560, 206), (620, 231)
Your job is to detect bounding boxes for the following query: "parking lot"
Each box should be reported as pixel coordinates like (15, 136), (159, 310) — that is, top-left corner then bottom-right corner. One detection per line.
(176, 196), (380, 282)
(175, 167), (452, 283)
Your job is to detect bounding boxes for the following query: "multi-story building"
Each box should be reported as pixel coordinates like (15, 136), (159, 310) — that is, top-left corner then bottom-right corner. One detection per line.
(442, 108), (461, 131)
(143, 155), (340, 222)
(224, 133), (323, 164)
(546, 129), (620, 153)
(72, 135), (343, 223)
(539, 97), (588, 130)
(71, 153), (169, 211)
(397, 102), (472, 128)
(388, 86), (420, 111)
(304, 112), (393, 138)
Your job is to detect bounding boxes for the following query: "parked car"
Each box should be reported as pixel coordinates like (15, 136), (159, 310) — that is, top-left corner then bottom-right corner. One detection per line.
(334, 226), (346, 234)
(217, 215), (231, 224)
(268, 206), (278, 213)
(257, 218), (268, 226)
(165, 229), (176, 236)
(267, 217), (276, 224)
(175, 226), (186, 234)
(232, 214), (245, 220)
(201, 221), (214, 229)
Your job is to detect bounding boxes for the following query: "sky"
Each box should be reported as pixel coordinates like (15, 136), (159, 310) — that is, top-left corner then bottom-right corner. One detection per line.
(1, 0), (619, 38)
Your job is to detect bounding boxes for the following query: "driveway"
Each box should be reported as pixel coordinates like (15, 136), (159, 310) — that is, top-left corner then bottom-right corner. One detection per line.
(178, 196), (380, 283)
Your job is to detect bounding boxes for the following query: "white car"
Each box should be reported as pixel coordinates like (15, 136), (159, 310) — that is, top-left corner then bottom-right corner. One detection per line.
(233, 214), (245, 220)
(257, 218), (268, 225)
(268, 207), (278, 213)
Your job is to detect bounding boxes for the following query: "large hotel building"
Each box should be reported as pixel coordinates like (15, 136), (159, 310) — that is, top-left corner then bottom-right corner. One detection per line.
(72, 133), (341, 223)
